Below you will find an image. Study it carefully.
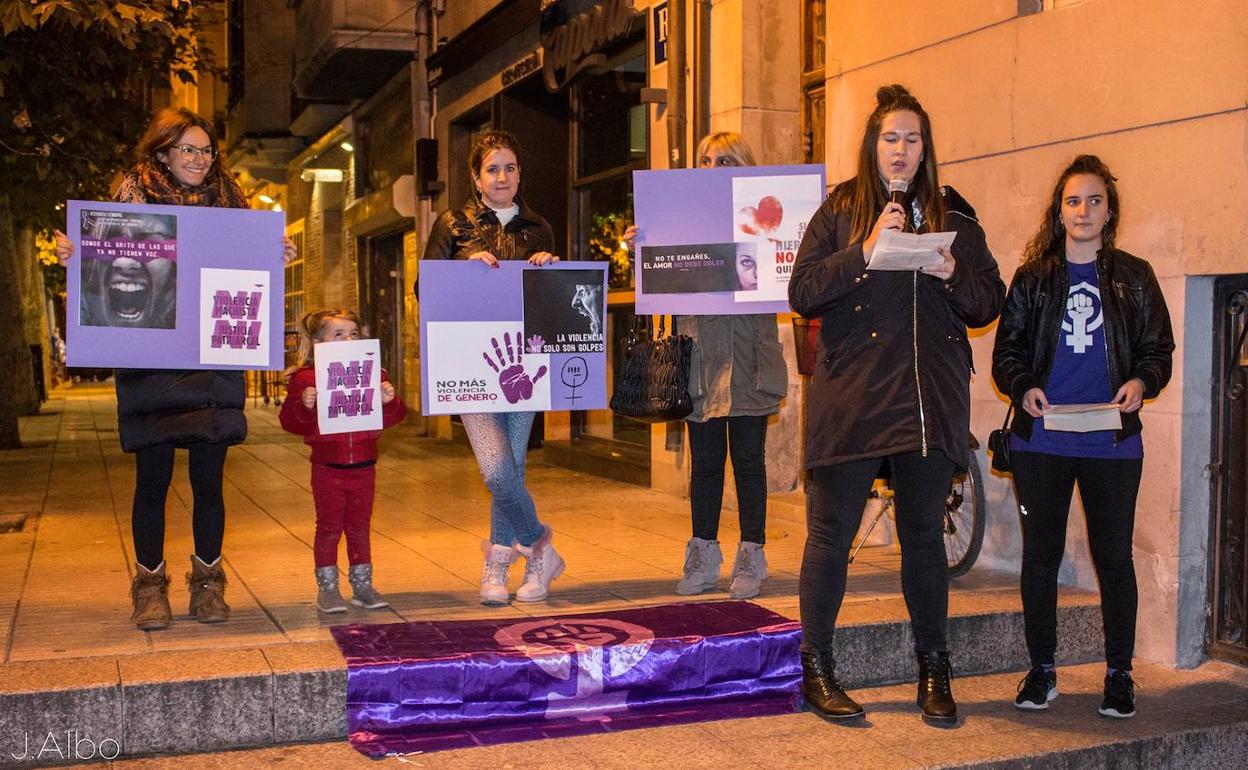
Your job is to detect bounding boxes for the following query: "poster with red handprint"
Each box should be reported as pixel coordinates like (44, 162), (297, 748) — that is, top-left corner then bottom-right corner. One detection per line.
(633, 164), (825, 315)
(418, 261), (608, 415)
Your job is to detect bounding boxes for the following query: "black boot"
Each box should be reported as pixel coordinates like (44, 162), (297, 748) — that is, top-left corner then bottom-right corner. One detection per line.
(801, 650), (864, 720)
(916, 650), (957, 726)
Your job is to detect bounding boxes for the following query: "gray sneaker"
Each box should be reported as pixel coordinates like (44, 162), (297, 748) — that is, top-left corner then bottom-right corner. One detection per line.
(675, 537), (723, 595)
(729, 541), (768, 599)
(348, 563), (389, 609)
(314, 566), (348, 613)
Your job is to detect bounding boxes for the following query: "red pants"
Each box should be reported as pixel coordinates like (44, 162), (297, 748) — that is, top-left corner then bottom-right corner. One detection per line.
(311, 464), (375, 568)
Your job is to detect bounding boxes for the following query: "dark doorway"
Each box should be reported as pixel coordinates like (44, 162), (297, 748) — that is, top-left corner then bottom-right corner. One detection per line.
(358, 231), (407, 394)
(1211, 275), (1248, 666)
(497, 74), (570, 260)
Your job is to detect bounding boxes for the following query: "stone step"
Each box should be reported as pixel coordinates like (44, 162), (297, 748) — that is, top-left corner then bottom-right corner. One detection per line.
(35, 661), (1248, 769)
(0, 599), (1105, 766)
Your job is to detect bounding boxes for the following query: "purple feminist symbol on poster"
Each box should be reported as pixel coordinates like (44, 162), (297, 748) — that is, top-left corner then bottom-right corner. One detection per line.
(482, 331), (547, 403)
(210, 289), (263, 349)
(326, 359), (376, 418)
(494, 618), (656, 720)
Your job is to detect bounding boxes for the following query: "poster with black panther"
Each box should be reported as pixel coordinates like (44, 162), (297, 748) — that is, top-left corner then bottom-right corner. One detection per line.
(521, 268), (607, 354)
(78, 209), (178, 328)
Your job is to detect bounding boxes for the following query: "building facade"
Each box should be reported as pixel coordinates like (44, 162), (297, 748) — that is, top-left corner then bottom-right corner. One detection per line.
(229, 0), (1248, 669)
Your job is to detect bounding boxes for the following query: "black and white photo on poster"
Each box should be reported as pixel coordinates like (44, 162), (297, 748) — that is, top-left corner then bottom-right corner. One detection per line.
(78, 209), (178, 329)
(522, 269), (606, 354)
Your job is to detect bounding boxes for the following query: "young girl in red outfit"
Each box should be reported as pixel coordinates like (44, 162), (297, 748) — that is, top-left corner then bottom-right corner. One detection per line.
(280, 309), (407, 613)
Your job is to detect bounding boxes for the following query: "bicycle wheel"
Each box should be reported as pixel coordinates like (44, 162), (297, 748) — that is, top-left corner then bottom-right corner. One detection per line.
(944, 453), (986, 577)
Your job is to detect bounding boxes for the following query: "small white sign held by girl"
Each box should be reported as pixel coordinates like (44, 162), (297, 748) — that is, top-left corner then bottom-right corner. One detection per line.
(314, 338), (383, 435)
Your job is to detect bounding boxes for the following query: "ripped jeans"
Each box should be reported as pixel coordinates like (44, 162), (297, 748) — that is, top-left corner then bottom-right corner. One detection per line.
(461, 411), (544, 547)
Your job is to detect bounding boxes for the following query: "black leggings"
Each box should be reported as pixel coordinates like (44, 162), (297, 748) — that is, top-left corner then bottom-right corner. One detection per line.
(132, 443), (229, 570)
(1011, 450), (1142, 671)
(686, 415), (769, 544)
(800, 450), (956, 653)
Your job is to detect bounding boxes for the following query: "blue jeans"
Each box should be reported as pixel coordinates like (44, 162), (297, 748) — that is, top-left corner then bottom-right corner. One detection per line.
(461, 411), (544, 547)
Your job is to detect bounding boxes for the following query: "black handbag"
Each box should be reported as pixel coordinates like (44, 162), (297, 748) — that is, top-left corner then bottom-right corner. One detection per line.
(609, 315), (693, 423)
(987, 404), (1014, 473)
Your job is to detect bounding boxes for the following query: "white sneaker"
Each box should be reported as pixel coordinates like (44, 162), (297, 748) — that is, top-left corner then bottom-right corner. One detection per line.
(481, 543), (515, 605)
(728, 542), (768, 599)
(675, 537), (723, 595)
(515, 526), (564, 602)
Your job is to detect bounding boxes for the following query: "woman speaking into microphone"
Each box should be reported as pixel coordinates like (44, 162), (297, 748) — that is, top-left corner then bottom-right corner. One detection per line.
(789, 85), (1004, 725)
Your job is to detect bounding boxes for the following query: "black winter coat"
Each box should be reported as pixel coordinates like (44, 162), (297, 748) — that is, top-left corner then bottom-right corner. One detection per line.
(420, 195), (554, 269)
(789, 185), (1005, 471)
(115, 369), (246, 453)
(990, 247), (1173, 443)
(110, 171), (250, 454)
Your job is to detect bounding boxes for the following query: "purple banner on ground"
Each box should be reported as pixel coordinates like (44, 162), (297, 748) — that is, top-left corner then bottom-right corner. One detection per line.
(417, 261), (608, 415)
(66, 200), (285, 370)
(633, 164), (825, 315)
(330, 601), (801, 756)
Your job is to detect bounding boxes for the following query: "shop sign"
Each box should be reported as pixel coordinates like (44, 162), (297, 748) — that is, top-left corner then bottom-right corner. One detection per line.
(540, 0), (641, 92)
(653, 2), (668, 66)
(502, 51), (542, 88)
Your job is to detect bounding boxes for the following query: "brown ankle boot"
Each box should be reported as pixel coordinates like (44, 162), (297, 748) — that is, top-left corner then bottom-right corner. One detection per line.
(130, 562), (172, 631)
(187, 555), (230, 623)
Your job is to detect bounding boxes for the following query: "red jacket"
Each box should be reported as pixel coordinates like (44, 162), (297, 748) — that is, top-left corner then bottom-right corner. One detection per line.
(279, 366), (407, 465)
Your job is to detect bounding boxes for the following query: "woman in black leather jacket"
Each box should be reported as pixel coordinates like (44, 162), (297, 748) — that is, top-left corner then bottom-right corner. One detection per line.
(991, 154), (1173, 720)
(420, 130), (565, 607)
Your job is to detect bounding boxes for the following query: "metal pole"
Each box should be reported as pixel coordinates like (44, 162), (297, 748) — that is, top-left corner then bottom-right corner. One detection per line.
(666, 0), (687, 168)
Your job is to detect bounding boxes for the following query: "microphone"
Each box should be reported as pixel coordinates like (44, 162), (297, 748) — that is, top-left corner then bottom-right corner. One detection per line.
(888, 177), (908, 206)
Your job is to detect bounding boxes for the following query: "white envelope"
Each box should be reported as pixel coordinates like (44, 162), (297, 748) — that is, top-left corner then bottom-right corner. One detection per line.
(865, 229), (956, 271)
(1042, 403), (1123, 433)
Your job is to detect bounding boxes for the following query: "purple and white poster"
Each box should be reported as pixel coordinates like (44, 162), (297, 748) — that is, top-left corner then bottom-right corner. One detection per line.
(66, 200), (285, 370)
(418, 261), (607, 415)
(633, 164), (825, 314)
(315, 339), (383, 435)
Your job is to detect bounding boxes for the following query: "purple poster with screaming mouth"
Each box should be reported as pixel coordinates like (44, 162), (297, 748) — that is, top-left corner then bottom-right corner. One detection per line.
(66, 200), (286, 370)
(418, 261), (608, 415)
(633, 164), (825, 315)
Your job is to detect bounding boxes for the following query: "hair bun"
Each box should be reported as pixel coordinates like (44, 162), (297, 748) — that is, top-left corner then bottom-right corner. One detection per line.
(876, 84), (912, 107)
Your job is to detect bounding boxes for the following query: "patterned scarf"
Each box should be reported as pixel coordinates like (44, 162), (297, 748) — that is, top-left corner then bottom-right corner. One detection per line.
(131, 160), (249, 209)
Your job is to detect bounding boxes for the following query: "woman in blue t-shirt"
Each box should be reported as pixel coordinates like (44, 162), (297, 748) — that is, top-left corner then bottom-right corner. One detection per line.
(992, 155), (1174, 720)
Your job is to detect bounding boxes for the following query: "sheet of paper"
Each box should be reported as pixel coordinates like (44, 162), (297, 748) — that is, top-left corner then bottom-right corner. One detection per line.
(315, 338), (383, 435)
(1042, 402), (1123, 433)
(865, 229), (956, 271)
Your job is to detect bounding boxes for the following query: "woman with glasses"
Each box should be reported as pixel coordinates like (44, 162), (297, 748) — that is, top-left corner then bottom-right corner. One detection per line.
(789, 85), (1004, 725)
(56, 107), (294, 631)
(669, 132), (788, 600)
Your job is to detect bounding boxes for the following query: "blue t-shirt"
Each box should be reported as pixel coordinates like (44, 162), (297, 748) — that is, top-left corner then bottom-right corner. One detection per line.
(1010, 260), (1143, 459)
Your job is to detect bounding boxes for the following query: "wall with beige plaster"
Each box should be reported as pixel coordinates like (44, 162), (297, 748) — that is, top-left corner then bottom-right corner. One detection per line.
(820, 0), (1248, 664)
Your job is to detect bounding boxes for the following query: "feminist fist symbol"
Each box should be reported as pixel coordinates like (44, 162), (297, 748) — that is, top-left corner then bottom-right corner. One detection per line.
(483, 331), (547, 403)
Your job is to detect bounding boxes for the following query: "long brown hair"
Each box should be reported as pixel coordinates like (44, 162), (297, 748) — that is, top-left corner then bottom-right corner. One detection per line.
(286, 308), (364, 377)
(134, 107), (224, 178)
(830, 84), (944, 243)
(1022, 154), (1121, 264)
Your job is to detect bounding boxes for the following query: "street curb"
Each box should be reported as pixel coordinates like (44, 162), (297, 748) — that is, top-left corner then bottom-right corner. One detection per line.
(0, 603), (1104, 766)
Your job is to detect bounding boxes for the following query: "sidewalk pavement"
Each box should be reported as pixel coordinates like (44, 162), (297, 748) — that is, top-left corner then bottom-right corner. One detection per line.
(16, 384), (1244, 769)
(1, 382), (1030, 664)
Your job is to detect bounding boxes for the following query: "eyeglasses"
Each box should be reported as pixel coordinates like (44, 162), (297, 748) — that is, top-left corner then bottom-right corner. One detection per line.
(169, 144), (217, 161)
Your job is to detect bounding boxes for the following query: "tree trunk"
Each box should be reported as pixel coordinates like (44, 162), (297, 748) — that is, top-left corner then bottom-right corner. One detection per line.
(16, 224), (49, 414)
(0, 194), (35, 446)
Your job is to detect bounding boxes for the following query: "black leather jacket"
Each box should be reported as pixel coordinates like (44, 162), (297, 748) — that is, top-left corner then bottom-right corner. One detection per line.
(991, 247), (1174, 442)
(421, 195), (554, 267)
